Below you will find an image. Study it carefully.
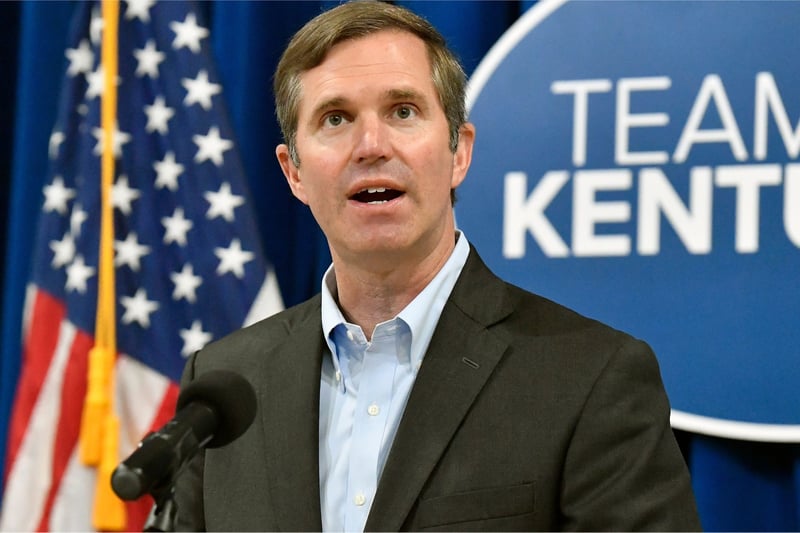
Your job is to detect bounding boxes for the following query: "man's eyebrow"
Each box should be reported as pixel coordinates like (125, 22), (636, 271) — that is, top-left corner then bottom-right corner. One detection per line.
(310, 96), (349, 119)
(385, 88), (426, 102)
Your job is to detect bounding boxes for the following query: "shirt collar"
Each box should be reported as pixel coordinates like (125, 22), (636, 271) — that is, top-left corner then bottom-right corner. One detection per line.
(321, 232), (470, 374)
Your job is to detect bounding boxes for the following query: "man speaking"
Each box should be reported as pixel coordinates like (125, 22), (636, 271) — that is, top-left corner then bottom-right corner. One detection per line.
(173, 2), (701, 530)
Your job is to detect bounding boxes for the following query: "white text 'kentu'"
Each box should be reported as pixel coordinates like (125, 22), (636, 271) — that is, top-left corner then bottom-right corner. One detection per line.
(504, 164), (800, 258)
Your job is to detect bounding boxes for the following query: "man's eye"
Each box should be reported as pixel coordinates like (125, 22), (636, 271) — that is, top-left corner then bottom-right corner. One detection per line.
(395, 106), (416, 120)
(324, 114), (345, 127)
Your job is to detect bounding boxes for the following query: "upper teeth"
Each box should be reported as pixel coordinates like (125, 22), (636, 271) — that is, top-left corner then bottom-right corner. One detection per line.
(366, 187), (386, 193)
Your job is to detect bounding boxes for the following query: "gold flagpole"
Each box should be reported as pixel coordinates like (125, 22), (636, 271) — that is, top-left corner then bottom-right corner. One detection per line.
(77, 0), (126, 529)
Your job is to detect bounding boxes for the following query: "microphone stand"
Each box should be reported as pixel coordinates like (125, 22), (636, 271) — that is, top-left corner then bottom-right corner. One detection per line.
(142, 477), (178, 532)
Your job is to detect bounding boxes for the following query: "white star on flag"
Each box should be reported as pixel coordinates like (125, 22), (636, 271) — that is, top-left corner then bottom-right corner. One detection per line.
(65, 255), (96, 293)
(205, 182), (244, 222)
(134, 39), (165, 78)
(49, 131), (65, 159)
(42, 176), (76, 215)
(154, 150), (184, 190)
(182, 69), (221, 110)
(89, 6), (104, 44)
(85, 65), (121, 100)
(120, 288), (160, 328)
(86, 66), (105, 99)
(92, 122), (132, 157)
(170, 13), (208, 53)
(124, 0), (156, 22)
(111, 175), (141, 215)
(193, 126), (233, 166)
(179, 320), (213, 357)
(70, 205), (88, 236)
(114, 232), (151, 271)
(162, 207), (194, 246)
(170, 263), (203, 303)
(144, 95), (175, 134)
(65, 39), (94, 77)
(49, 234), (76, 268)
(215, 238), (255, 279)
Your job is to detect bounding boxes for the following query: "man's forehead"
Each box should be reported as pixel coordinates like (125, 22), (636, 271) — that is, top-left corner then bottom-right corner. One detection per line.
(309, 29), (429, 77)
(296, 31), (435, 111)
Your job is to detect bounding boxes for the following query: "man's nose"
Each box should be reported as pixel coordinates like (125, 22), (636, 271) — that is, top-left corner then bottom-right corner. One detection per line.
(352, 114), (393, 164)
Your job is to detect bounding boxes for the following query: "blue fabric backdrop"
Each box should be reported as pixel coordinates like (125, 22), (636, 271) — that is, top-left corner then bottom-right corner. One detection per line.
(1, 1), (798, 530)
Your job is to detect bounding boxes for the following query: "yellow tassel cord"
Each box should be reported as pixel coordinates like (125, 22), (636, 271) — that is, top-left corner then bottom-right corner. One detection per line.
(94, 414), (124, 530)
(76, 0), (126, 529)
(79, 347), (114, 465)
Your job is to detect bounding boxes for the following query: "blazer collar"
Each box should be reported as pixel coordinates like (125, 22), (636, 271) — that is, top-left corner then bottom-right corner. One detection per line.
(366, 246), (514, 531)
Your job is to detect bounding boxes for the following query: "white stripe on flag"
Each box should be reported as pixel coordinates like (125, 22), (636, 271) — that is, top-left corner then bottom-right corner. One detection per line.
(243, 269), (285, 327)
(22, 283), (36, 342)
(48, 451), (95, 531)
(0, 319), (77, 532)
(115, 354), (173, 456)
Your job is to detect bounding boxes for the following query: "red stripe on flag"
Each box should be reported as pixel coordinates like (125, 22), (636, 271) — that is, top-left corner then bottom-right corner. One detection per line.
(3, 289), (66, 482)
(35, 328), (92, 532)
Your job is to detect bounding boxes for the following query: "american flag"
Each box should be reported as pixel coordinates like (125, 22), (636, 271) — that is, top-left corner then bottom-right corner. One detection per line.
(0, 1), (282, 530)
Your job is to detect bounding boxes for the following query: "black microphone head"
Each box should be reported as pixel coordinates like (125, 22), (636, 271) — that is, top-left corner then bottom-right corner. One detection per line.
(177, 370), (257, 448)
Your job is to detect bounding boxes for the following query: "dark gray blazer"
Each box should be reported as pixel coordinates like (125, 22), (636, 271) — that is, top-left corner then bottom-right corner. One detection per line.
(174, 247), (701, 531)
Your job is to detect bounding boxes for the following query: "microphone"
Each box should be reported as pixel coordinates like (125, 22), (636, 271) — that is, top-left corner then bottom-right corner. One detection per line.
(111, 369), (257, 501)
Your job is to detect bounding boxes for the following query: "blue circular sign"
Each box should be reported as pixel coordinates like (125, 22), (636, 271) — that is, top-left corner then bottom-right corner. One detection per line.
(458, 0), (800, 441)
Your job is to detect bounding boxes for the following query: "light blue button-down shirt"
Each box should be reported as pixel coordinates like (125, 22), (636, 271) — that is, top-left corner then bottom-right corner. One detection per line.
(318, 233), (470, 532)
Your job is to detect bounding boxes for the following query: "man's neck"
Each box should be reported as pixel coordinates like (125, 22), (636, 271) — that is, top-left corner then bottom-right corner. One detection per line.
(331, 237), (456, 340)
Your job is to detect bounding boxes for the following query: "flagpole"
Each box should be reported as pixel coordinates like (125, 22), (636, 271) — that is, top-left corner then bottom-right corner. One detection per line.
(78, 0), (126, 529)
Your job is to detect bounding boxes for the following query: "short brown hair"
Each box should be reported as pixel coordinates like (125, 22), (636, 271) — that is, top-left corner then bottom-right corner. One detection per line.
(273, 1), (467, 165)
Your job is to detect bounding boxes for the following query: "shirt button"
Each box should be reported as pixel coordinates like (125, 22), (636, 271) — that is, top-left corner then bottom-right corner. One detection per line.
(354, 493), (366, 506)
(346, 330), (355, 341)
(367, 403), (380, 416)
(335, 370), (341, 382)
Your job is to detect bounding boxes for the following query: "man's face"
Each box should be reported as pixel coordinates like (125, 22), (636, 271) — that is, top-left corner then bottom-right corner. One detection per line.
(276, 30), (474, 268)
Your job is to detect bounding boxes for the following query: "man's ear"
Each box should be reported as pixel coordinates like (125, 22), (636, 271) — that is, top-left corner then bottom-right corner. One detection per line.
(451, 123), (475, 190)
(276, 144), (309, 205)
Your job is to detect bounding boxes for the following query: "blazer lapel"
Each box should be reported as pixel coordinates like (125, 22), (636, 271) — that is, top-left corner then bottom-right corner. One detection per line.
(257, 301), (325, 531)
(366, 249), (514, 531)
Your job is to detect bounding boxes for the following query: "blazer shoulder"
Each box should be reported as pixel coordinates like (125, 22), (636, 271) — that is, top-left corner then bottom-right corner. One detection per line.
(503, 281), (619, 336)
(458, 245), (649, 376)
(504, 279), (653, 367)
(460, 245), (629, 341)
(187, 294), (322, 374)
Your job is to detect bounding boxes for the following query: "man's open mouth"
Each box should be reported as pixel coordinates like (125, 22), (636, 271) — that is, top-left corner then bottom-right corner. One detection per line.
(350, 187), (403, 204)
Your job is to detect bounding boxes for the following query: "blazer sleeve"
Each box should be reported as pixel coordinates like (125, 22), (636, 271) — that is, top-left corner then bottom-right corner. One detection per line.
(559, 337), (702, 531)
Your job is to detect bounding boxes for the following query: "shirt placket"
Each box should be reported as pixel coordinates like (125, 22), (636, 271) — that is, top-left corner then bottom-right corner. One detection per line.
(343, 328), (397, 532)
